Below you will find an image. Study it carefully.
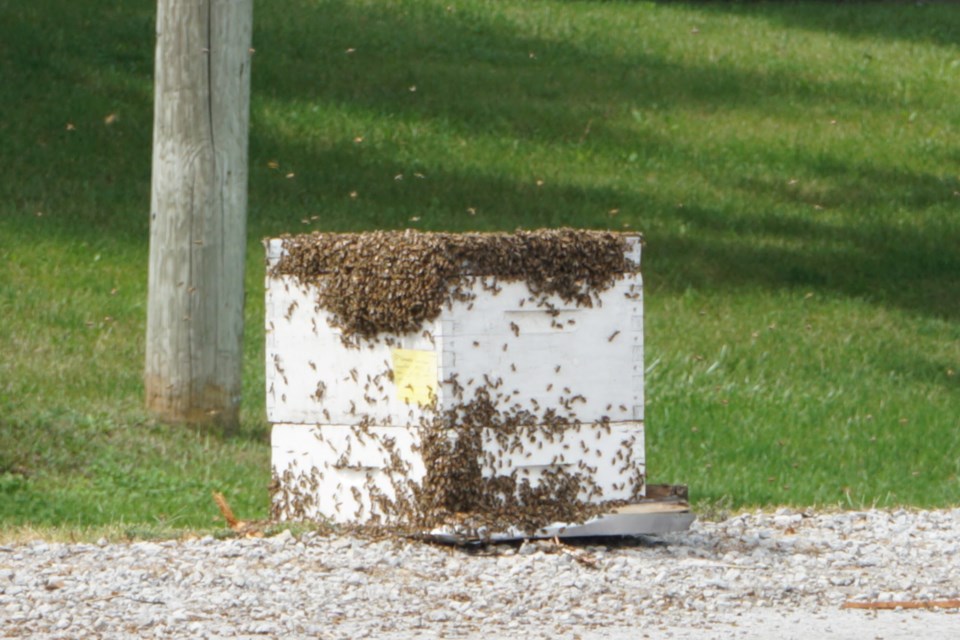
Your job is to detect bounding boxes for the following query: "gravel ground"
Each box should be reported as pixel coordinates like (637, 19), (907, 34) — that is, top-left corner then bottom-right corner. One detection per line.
(2, 508), (959, 639)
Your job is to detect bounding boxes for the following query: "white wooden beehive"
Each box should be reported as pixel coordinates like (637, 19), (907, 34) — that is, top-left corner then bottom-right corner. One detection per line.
(266, 234), (646, 530)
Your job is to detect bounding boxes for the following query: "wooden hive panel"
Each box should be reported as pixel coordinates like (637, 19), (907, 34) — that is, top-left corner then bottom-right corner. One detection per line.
(264, 231), (647, 533)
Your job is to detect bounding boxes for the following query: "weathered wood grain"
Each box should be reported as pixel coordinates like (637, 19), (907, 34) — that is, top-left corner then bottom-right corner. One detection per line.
(146, 0), (252, 428)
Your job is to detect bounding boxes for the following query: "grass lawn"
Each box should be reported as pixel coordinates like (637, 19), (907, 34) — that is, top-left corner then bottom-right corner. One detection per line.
(1, 0), (958, 533)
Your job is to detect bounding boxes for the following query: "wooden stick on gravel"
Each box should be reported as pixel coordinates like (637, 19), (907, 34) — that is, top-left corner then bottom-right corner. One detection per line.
(552, 536), (599, 569)
(842, 599), (960, 610)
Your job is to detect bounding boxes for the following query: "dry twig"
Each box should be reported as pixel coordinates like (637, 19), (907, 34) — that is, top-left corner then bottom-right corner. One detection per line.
(212, 491), (266, 538)
(212, 491), (241, 529)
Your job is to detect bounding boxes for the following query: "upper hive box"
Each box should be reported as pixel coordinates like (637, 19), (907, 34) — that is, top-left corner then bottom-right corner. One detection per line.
(266, 229), (648, 536)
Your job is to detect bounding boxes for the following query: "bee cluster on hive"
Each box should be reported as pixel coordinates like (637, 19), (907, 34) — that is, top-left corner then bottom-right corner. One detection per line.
(266, 228), (647, 538)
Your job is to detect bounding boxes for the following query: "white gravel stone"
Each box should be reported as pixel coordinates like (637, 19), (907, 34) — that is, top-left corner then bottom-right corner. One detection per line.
(1, 509), (959, 638)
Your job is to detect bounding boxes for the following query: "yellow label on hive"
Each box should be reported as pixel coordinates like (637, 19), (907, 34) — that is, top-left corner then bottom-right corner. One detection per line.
(391, 349), (438, 406)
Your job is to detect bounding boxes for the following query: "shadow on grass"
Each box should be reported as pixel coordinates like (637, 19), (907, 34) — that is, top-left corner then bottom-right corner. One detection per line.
(249, 0), (958, 319)
(248, 133), (960, 320)
(1, 0), (957, 324)
(252, 0), (908, 144)
(660, 1), (960, 49)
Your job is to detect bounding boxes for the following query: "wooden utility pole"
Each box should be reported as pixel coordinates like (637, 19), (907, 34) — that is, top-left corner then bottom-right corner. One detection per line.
(146, 0), (253, 430)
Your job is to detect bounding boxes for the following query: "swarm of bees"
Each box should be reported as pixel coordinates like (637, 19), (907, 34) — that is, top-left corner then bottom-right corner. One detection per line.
(270, 228), (637, 340)
(268, 228), (646, 538)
